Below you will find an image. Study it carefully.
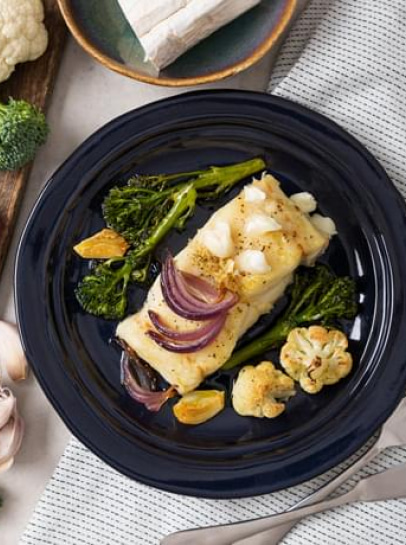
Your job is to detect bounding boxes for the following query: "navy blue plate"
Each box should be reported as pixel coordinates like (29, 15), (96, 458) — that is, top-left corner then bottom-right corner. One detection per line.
(15, 91), (406, 498)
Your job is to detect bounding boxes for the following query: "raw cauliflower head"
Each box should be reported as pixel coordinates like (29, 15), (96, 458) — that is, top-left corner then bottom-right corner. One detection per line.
(232, 361), (295, 418)
(0, 0), (48, 83)
(280, 326), (353, 394)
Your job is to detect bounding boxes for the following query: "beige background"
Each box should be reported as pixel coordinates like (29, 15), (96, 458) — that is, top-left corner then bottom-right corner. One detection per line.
(0, 2), (307, 541)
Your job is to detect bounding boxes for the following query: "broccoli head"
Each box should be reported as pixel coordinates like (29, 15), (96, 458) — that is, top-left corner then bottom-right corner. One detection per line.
(75, 259), (133, 320)
(0, 98), (49, 171)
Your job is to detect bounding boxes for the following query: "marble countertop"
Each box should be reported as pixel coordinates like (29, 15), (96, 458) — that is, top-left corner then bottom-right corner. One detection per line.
(0, 36), (279, 544)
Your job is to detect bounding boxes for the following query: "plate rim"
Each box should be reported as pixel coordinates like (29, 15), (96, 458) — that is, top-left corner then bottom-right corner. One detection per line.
(15, 90), (406, 498)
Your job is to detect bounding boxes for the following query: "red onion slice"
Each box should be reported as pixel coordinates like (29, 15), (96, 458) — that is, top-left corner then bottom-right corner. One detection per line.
(148, 310), (226, 341)
(168, 256), (223, 311)
(161, 257), (211, 319)
(181, 271), (223, 303)
(121, 356), (175, 412)
(147, 313), (227, 353)
(161, 256), (238, 320)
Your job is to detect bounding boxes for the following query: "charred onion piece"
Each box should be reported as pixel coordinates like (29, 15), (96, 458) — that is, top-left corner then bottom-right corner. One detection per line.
(116, 338), (159, 391)
(161, 256), (238, 320)
(120, 356), (175, 412)
(148, 310), (226, 342)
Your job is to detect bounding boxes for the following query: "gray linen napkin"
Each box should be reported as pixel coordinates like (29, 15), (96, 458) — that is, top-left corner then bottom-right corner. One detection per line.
(21, 1), (406, 544)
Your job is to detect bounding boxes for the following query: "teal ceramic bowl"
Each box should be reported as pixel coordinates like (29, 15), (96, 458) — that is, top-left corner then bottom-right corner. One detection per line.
(57, 0), (298, 86)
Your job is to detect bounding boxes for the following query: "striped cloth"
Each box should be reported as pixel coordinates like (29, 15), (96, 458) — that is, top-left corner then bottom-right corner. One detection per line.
(21, 1), (406, 544)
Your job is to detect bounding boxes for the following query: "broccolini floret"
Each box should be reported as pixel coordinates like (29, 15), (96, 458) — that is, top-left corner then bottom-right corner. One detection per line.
(76, 158), (266, 320)
(0, 98), (49, 171)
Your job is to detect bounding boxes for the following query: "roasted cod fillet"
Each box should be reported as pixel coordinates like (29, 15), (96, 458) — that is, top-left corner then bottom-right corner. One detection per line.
(117, 174), (330, 394)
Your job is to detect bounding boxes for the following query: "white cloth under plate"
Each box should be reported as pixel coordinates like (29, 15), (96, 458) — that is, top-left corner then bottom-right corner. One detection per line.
(20, 1), (406, 544)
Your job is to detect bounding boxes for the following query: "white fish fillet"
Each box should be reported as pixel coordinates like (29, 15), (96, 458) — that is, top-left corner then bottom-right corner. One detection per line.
(117, 174), (330, 395)
(117, 0), (262, 71)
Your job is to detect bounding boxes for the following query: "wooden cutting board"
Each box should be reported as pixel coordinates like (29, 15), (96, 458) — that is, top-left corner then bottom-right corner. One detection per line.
(0, 0), (67, 276)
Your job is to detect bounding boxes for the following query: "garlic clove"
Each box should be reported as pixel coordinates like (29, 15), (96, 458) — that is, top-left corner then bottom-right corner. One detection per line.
(290, 192), (317, 213)
(0, 321), (28, 381)
(236, 250), (272, 274)
(200, 220), (234, 258)
(73, 228), (130, 259)
(243, 185), (266, 203)
(0, 413), (24, 466)
(0, 387), (16, 429)
(244, 213), (281, 236)
(310, 214), (337, 237)
(173, 390), (225, 425)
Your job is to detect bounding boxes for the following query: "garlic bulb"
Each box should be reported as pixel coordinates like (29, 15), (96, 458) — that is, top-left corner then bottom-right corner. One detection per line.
(236, 250), (272, 274)
(290, 192), (317, 213)
(0, 387), (16, 428)
(73, 228), (129, 259)
(0, 457), (14, 473)
(0, 387), (24, 472)
(243, 185), (266, 203)
(0, 414), (23, 465)
(200, 220), (234, 258)
(0, 321), (28, 381)
(244, 213), (281, 236)
(310, 214), (337, 237)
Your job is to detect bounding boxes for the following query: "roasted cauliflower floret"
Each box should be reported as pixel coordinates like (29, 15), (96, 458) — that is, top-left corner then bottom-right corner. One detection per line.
(232, 361), (295, 418)
(280, 326), (353, 394)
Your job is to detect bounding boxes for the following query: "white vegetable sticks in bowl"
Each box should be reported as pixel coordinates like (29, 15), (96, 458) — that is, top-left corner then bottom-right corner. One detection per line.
(116, 0), (262, 73)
